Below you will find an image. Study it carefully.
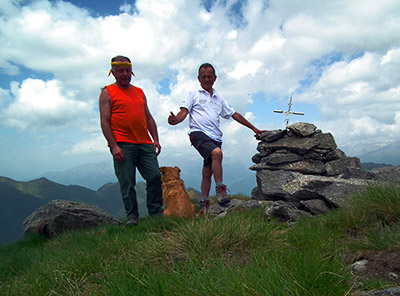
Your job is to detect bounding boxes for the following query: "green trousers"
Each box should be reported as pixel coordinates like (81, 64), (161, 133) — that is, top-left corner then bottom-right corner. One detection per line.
(113, 143), (163, 219)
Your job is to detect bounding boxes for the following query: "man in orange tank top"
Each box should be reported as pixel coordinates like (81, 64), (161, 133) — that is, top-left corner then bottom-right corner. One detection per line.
(99, 55), (163, 225)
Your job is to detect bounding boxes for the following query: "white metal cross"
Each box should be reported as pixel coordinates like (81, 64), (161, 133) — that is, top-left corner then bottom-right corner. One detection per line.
(274, 97), (304, 128)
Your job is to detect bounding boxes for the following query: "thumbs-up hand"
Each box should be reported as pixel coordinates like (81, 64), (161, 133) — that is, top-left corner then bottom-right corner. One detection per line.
(168, 111), (178, 125)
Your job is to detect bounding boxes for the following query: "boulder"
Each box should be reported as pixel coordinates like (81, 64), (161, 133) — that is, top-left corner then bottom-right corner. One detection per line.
(263, 200), (311, 223)
(300, 199), (331, 215)
(23, 199), (121, 238)
(325, 157), (362, 176)
(255, 169), (300, 200)
(371, 166), (400, 186)
(282, 174), (368, 208)
(287, 122), (317, 137)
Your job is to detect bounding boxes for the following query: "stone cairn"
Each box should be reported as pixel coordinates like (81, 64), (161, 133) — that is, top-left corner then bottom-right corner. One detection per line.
(249, 122), (376, 222)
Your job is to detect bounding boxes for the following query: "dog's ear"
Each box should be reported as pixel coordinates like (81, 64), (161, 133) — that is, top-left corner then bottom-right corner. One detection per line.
(175, 166), (181, 173)
(160, 167), (166, 173)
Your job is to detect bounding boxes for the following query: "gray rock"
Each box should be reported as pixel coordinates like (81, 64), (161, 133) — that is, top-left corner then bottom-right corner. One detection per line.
(325, 157), (362, 176)
(263, 152), (303, 164)
(23, 199), (121, 238)
(300, 199), (331, 215)
(344, 167), (376, 180)
(252, 151), (271, 164)
(287, 122), (317, 137)
(326, 149), (346, 161)
(388, 272), (399, 282)
(208, 204), (224, 215)
(363, 287), (400, 296)
(303, 151), (325, 161)
(349, 259), (368, 272)
(251, 160), (326, 175)
(255, 170), (300, 200)
(257, 136), (319, 155)
(224, 199), (263, 212)
(251, 186), (261, 200)
(257, 130), (285, 142)
(264, 200), (311, 222)
(371, 166), (400, 186)
(311, 132), (337, 150)
(283, 174), (367, 208)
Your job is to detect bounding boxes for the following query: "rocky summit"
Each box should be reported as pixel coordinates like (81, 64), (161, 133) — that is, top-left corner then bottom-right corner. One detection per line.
(250, 122), (400, 222)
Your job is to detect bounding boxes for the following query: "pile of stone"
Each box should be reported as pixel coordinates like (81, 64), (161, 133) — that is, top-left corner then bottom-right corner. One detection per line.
(249, 122), (378, 222)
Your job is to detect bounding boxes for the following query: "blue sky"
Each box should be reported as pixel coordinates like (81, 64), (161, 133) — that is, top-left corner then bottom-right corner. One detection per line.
(0, 0), (400, 181)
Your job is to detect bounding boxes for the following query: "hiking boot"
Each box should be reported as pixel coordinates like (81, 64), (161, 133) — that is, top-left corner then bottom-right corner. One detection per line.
(126, 217), (138, 226)
(198, 199), (210, 215)
(215, 184), (230, 205)
(199, 199), (210, 210)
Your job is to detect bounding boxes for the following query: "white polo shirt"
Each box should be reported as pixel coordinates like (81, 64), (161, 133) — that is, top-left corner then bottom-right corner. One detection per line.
(181, 86), (235, 142)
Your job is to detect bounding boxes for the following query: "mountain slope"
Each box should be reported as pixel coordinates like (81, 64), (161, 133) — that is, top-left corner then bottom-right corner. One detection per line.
(0, 177), (147, 245)
(43, 160), (257, 194)
(359, 140), (400, 166)
(43, 160), (117, 190)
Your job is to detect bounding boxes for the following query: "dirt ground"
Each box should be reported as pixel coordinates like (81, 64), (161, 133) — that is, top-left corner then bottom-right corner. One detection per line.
(346, 250), (400, 284)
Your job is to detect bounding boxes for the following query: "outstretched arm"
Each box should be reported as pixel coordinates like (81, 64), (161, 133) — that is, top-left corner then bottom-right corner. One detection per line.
(168, 108), (189, 125)
(232, 112), (267, 137)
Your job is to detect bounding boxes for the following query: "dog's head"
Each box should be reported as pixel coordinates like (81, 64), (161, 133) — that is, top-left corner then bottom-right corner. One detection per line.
(160, 166), (181, 183)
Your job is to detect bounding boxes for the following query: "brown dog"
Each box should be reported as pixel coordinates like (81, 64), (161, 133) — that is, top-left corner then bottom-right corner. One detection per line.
(160, 166), (195, 219)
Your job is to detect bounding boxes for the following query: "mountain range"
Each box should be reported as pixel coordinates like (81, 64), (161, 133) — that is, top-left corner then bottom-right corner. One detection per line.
(42, 159), (258, 194)
(2, 140), (398, 245)
(359, 140), (400, 166)
(0, 177), (147, 245)
(41, 139), (400, 194)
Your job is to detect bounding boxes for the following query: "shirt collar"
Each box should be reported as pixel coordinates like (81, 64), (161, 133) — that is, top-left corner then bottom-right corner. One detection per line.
(197, 85), (218, 97)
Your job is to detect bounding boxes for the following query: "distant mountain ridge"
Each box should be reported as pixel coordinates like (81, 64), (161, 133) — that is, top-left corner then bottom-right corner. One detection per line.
(41, 139), (400, 195)
(43, 160), (257, 194)
(43, 160), (117, 191)
(359, 140), (400, 166)
(0, 176), (147, 245)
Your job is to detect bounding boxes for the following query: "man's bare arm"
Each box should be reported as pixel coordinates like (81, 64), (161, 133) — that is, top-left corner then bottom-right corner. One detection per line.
(232, 112), (267, 137)
(168, 108), (188, 125)
(144, 95), (161, 155)
(99, 88), (124, 162)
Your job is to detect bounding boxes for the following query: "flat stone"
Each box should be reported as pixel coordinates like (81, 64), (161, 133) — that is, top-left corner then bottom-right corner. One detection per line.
(264, 152), (303, 164)
(288, 122), (317, 137)
(251, 160), (326, 175)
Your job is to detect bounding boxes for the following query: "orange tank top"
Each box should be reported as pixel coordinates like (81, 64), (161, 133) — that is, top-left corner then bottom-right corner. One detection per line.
(106, 84), (153, 144)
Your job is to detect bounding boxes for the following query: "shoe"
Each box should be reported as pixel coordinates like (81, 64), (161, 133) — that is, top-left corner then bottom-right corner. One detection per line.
(199, 199), (210, 210)
(215, 184), (230, 205)
(198, 199), (210, 215)
(149, 211), (164, 217)
(126, 217), (138, 226)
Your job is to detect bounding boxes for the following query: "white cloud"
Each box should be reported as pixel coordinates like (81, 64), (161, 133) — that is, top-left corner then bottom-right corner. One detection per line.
(228, 60), (263, 80)
(64, 134), (107, 155)
(1, 78), (93, 129)
(1, 0), (400, 178)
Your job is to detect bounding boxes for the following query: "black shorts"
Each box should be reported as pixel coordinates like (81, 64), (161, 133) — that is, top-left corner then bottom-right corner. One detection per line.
(189, 131), (222, 167)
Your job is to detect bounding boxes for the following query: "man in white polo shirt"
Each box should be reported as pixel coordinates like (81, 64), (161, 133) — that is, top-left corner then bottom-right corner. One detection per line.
(168, 63), (265, 210)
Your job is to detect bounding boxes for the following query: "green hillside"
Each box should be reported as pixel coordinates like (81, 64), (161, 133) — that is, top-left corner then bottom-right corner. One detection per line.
(1, 183), (400, 295)
(0, 177), (148, 245)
